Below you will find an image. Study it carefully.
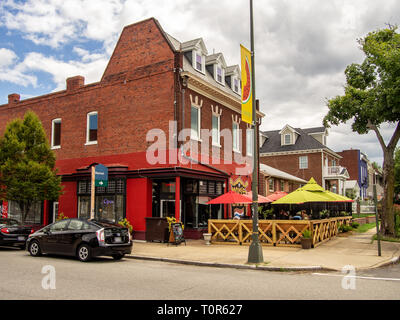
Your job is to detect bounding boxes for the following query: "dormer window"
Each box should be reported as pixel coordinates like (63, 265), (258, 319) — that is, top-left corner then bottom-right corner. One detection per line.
(234, 78), (240, 93)
(195, 53), (203, 72)
(217, 66), (223, 83)
(284, 134), (291, 145)
(215, 65), (224, 85)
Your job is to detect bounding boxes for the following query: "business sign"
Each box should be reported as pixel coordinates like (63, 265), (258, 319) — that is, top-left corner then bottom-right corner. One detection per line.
(94, 164), (108, 187)
(240, 44), (252, 124)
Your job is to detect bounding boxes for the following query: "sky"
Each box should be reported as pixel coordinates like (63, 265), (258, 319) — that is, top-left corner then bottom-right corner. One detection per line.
(0, 0), (399, 166)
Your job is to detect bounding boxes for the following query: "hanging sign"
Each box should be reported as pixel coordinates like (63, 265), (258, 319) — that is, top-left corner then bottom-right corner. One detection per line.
(95, 164), (108, 187)
(240, 44), (253, 124)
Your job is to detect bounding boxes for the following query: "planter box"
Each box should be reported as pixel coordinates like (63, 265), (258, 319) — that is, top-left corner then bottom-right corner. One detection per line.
(301, 238), (312, 249)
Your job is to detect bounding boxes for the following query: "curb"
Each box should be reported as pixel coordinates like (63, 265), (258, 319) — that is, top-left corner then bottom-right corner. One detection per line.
(126, 255), (323, 272)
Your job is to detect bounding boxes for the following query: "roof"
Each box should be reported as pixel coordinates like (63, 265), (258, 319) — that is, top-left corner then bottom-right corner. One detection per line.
(344, 180), (360, 189)
(260, 126), (337, 155)
(259, 164), (307, 184)
(302, 127), (326, 134)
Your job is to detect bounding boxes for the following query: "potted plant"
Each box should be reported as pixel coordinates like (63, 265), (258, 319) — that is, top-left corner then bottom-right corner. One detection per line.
(301, 229), (313, 249)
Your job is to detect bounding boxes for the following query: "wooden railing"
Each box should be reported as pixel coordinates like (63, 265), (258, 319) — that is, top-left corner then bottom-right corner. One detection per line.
(208, 217), (352, 248)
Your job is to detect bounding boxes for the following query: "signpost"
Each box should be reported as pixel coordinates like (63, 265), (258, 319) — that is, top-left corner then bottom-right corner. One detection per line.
(373, 184), (382, 256)
(90, 164), (108, 220)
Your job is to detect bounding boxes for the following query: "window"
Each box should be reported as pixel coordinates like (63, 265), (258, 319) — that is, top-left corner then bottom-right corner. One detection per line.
(246, 128), (253, 156)
(50, 220), (69, 232)
(268, 179), (274, 191)
(280, 180), (285, 191)
(86, 111), (98, 144)
(299, 156), (308, 169)
(284, 134), (291, 145)
(332, 159), (337, 167)
(191, 105), (201, 140)
(233, 78), (239, 93)
(216, 66), (223, 83)
(233, 122), (239, 152)
(8, 201), (42, 224)
(212, 114), (220, 146)
(195, 52), (203, 72)
(51, 118), (61, 149)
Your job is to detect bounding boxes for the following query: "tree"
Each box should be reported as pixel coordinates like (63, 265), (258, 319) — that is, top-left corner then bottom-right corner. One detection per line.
(0, 111), (63, 224)
(324, 25), (400, 237)
(394, 147), (400, 198)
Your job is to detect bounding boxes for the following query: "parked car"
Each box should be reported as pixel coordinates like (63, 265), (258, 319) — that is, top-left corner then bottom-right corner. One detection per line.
(27, 218), (132, 262)
(0, 218), (33, 249)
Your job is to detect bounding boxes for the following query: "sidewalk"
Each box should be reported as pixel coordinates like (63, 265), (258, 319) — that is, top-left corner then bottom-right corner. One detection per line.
(127, 228), (400, 272)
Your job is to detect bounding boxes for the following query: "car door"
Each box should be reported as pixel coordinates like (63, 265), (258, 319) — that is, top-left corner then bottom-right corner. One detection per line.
(62, 219), (87, 256)
(46, 220), (70, 254)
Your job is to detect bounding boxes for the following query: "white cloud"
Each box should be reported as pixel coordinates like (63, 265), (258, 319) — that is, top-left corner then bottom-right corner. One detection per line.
(0, 47), (37, 86)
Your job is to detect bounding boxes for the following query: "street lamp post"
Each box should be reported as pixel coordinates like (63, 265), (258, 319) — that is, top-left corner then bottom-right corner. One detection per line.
(247, 0), (264, 264)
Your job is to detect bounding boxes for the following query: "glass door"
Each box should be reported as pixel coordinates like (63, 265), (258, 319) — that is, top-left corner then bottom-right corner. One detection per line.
(160, 200), (175, 218)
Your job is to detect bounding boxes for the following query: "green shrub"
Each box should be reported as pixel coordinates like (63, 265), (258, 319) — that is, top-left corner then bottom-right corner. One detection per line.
(351, 222), (360, 229)
(302, 229), (312, 239)
(118, 218), (133, 234)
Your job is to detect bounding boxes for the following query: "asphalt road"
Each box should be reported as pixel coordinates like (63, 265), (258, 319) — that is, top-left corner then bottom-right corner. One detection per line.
(0, 246), (399, 301)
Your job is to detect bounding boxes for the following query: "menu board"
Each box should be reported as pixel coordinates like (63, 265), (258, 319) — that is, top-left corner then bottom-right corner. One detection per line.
(170, 223), (186, 246)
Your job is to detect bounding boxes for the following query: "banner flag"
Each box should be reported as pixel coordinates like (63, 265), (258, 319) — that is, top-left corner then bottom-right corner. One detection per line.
(240, 44), (252, 124)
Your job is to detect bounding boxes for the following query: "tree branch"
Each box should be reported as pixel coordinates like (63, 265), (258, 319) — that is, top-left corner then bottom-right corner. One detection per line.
(388, 121), (400, 151)
(367, 120), (387, 152)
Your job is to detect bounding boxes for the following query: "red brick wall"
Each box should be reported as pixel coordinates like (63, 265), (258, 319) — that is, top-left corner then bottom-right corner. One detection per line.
(0, 18), (176, 162)
(260, 152), (323, 185)
(337, 149), (359, 181)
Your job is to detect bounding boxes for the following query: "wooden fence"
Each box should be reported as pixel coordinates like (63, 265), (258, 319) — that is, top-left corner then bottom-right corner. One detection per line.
(208, 217), (352, 248)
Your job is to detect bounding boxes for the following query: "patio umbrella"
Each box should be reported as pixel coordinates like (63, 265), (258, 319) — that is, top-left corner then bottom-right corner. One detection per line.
(206, 190), (252, 205)
(271, 187), (333, 204)
(244, 191), (271, 203)
(265, 191), (288, 202)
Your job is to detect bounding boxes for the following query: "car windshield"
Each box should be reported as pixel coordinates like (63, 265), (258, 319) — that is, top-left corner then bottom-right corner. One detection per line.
(0, 219), (19, 226)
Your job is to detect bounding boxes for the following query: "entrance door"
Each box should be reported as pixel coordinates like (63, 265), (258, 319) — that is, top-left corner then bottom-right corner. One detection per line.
(160, 200), (175, 218)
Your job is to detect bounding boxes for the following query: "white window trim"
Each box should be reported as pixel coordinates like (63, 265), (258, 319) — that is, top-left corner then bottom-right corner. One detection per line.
(212, 114), (221, 147)
(85, 111), (98, 145)
(51, 118), (61, 149)
(232, 76), (240, 94)
(299, 156), (308, 169)
(284, 133), (291, 145)
(232, 122), (240, 153)
(190, 105), (202, 142)
(193, 51), (205, 74)
(215, 64), (225, 85)
(246, 128), (253, 157)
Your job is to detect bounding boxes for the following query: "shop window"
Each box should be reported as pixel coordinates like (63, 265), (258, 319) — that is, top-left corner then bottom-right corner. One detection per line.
(86, 111), (98, 145)
(77, 178), (125, 222)
(8, 201), (42, 224)
(199, 181), (207, 194)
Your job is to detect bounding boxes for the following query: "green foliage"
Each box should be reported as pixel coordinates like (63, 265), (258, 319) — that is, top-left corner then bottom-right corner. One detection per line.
(319, 209), (330, 219)
(118, 218), (133, 234)
(0, 111), (63, 223)
(302, 229), (312, 239)
(259, 207), (274, 219)
(346, 189), (357, 200)
(339, 224), (353, 233)
(56, 212), (68, 221)
(351, 222), (360, 229)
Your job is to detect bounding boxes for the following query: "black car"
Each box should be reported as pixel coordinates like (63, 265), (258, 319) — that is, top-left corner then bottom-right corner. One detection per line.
(0, 218), (33, 249)
(27, 218), (132, 262)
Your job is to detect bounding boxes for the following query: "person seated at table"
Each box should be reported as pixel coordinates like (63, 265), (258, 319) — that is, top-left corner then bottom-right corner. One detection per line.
(279, 209), (289, 219)
(301, 210), (310, 220)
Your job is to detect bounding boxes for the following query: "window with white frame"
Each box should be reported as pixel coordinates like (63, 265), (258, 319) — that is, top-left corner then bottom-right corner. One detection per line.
(246, 128), (253, 156)
(216, 66), (224, 84)
(194, 52), (204, 73)
(268, 178), (274, 191)
(233, 122), (240, 152)
(284, 134), (291, 145)
(51, 118), (61, 149)
(299, 156), (308, 169)
(86, 111), (98, 144)
(233, 77), (240, 94)
(191, 105), (201, 140)
(212, 114), (220, 146)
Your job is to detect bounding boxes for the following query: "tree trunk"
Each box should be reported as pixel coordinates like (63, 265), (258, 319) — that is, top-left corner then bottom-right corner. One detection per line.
(381, 150), (396, 237)
(18, 201), (31, 225)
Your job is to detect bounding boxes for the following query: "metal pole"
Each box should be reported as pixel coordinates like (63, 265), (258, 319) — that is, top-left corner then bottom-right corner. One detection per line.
(247, 0), (263, 264)
(90, 166), (95, 220)
(373, 184), (381, 256)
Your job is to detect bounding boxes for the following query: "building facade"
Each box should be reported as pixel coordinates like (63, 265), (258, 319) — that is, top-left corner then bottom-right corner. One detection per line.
(0, 18), (263, 239)
(259, 125), (349, 194)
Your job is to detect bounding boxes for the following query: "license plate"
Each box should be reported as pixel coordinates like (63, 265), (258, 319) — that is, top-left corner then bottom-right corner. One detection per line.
(18, 236), (26, 241)
(114, 237), (122, 243)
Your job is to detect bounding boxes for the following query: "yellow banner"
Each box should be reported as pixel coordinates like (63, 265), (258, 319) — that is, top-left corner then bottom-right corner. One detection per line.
(240, 45), (252, 124)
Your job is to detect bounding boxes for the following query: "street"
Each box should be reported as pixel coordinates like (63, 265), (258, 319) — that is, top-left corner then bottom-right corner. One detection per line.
(0, 247), (399, 300)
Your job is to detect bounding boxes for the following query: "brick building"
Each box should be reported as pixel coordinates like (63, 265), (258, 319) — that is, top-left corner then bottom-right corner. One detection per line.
(0, 18), (264, 239)
(337, 149), (369, 199)
(259, 125), (349, 195)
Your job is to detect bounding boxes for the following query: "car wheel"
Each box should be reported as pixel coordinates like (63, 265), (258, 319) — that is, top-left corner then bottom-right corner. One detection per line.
(112, 253), (125, 260)
(77, 244), (92, 262)
(28, 241), (42, 257)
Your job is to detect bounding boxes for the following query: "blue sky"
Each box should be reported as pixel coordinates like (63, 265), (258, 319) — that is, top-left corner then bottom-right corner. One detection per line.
(0, 0), (400, 166)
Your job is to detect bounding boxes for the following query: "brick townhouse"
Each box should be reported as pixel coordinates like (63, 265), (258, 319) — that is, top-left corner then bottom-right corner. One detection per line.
(259, 125), (349, 195)
(0, 18), (264, 239)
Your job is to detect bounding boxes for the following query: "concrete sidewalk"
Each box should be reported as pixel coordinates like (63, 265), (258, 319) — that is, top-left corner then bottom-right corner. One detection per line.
(127, 228), (400, 272)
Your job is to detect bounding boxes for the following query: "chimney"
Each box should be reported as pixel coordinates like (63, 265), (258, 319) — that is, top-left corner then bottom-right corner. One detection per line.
(66, 76), (85, 92)
(8, 93), (20, 106)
